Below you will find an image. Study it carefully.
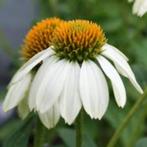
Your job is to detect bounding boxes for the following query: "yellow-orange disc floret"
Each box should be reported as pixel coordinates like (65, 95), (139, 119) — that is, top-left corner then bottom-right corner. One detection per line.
(21, 18), (62, 60)
(52, 20), (107, 62)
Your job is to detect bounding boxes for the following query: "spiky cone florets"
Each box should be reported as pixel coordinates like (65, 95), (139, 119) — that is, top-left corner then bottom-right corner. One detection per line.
(21, 18), (62, 60)
(51, 20), (107, 62)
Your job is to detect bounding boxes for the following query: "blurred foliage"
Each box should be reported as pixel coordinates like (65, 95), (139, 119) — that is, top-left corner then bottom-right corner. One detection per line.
(0, 0), (147, 147)
(3, 114), (33, 147)
(135, 138), (147, 147)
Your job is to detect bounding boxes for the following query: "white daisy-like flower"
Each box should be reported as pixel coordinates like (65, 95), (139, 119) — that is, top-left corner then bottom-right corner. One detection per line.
(129, 0), (147, 17)
(3, 19), (143, 129)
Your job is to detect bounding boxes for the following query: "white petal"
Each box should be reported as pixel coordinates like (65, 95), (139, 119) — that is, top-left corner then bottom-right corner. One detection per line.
(102, 43), (129, 61)
(97, 56), (126, 107)
(133, 0), (147, 17)
(28, 56), (57, 110)
(114, 63), (128, 77)
(39, 103), (60, 129)
(80, 60), (109, 119)
(18, 98), (30, 119)
(10, 47), (54, 85)
(102, 45), (143, 94)
(36, 59), (69, 113)
(3, 73), (32, 112)
(60, 62), (81, 125)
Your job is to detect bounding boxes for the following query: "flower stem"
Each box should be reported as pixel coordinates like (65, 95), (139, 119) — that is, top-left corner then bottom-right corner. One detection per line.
(76, 111), (83, 147)
(34, 117), (46, 147)
(107, 88), (147, 147)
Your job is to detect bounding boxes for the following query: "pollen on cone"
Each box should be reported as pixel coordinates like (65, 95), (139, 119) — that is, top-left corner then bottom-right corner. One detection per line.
(21, 18), (62, 60)
(52, 20), (107, 61)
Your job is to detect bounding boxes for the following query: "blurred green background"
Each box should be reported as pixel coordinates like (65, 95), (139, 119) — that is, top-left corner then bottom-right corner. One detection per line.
(0, 0), (147, 147)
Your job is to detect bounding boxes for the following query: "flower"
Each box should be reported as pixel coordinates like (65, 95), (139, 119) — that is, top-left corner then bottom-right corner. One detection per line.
(3, 19), (143, 129)
(129, 0), (147, 17)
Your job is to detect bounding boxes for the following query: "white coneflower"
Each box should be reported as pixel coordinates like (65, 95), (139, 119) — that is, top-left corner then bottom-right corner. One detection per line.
(3, 19), (143, 129)
(129, 0), (147, 17)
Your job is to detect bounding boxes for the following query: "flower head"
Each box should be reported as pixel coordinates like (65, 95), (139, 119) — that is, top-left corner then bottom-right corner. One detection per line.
(3, 18), (143, 129)
(22, 18), (62, 60)
(52, 20), (106, 62)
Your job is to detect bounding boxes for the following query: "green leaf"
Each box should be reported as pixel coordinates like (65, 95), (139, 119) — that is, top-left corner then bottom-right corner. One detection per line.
(3, 114), (34, 147)
(57, 127), (97, 147)
(0, 119), (20, 140)
(82, 133), (97, 147)
(57, 128), (76, 147)
(105, 101), (146, 147)
(122, 109), (145, 147)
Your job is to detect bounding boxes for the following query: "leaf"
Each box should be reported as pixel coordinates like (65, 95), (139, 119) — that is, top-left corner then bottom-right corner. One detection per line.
(0, 119), (20, 140)
(57, 128), (76, 147)
(3, 114), (34, 147)
(122, 109), (146, 147)
(82, 133), (97, 147)
(105, 101), (146, 147)
(135, 138), (147, 147)
(83, 114), (100, 139)
(57, 127), (97, 147)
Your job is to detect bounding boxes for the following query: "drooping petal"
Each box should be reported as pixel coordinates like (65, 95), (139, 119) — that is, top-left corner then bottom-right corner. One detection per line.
(10, 47), (54, 85)
(39, 103), (60, 129)
(97, 56), (126, 107)
(3, 73), (32, 112)
(28, 56), (57, 110)
(80, 60), (109, 119)
(102, 45), (143, 94)
(18, 97), (30, 119)
(102, 43), (129, 61)
(60, 62), (81, 125)
(36, 59), (69, 113)
(133, 0), (147, 17)
(114, 63), (128, 77)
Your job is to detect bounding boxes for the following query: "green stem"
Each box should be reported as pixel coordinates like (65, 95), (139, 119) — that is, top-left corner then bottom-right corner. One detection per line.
(76, 111), (83, 147)
(107, 88), (147, 147)
(34, 117), (47, 147)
